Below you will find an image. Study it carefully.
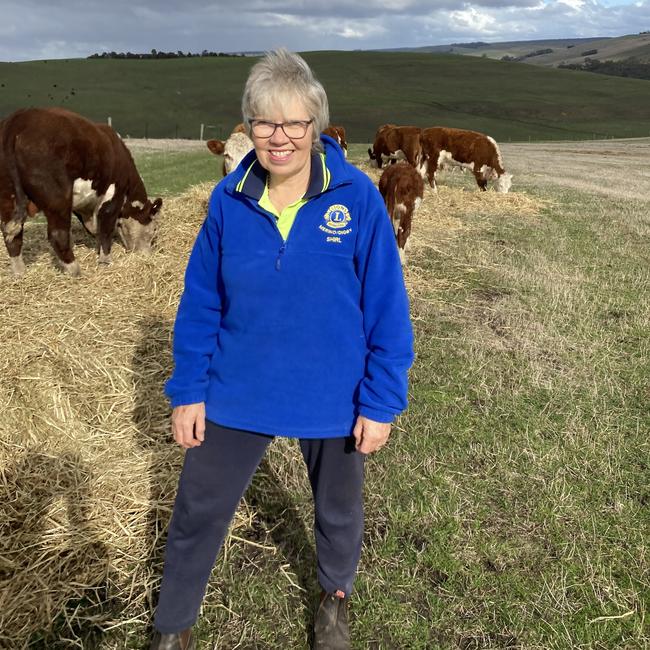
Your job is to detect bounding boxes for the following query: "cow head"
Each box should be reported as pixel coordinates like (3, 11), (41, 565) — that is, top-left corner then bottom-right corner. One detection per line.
(494, 173), (513, 193)
(116, 197), (163, 252)
(368, 148), (379, 168)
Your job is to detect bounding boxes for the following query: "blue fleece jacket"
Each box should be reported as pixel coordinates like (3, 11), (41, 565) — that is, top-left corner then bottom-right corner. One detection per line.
(164, 136), (414, 438)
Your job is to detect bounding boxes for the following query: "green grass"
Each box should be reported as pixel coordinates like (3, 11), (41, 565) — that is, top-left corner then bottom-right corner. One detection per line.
(2, 51), (650, 141)
(132, 149), (221, 198)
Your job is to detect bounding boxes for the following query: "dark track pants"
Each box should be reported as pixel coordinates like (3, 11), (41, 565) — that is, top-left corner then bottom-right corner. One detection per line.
(153, 420), (365, 634)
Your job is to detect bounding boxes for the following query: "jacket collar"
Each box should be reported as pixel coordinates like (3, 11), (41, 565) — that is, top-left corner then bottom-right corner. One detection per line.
(225, 135), (351, 200)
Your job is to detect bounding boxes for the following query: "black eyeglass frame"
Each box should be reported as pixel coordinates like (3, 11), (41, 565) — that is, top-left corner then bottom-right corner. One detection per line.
(248, 119), (313, 139)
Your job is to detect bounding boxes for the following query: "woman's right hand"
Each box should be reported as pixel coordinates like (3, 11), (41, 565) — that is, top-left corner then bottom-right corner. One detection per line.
(171, 402), (206, 449)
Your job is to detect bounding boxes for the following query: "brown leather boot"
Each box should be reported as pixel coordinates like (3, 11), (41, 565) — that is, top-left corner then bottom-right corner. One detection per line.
(149, 627), (195, 650)
(313, 590), (350, 649)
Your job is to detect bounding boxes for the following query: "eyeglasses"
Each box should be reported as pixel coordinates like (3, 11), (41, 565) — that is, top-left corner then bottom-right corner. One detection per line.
(249, 119), (313, 139)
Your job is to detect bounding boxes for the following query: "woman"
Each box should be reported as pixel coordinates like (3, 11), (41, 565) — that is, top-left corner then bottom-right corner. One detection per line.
(150, 49), (414, 650)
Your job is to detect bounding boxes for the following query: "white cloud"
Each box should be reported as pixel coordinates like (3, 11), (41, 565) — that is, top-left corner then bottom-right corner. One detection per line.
(449, 7), (499, 34)
(558, 0), (586, 9)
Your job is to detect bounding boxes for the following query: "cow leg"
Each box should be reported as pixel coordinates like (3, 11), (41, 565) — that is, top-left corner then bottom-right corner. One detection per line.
(2, 218), (26, 276)
(423, 158), (438, 190)
(428, 168), (437, 192)
(97, 203), (120, 265)
(1, 196), (27, 243)
(45, 210), (80, 276)
(1, 198), (25, 276)
(473, 171), (488, 191)
(397, 212), (411, 266)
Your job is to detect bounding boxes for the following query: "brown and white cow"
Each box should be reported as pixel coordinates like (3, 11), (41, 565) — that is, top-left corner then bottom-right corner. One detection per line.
(378, 162), (424, 265)
(419, 127), (512, 192)
(322, 124), (348, 157)
(206, 124), (253, 177)
(368, 124), (422, 170)
(0, 107), (162, 276)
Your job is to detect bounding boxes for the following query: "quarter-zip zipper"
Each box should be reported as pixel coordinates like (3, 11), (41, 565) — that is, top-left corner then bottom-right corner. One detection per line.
(276, 242), (286, 270)
(254, 201), (303, 272)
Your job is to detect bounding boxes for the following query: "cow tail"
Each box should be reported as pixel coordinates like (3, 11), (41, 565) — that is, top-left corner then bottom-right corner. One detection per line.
(1, 120), (29, 233)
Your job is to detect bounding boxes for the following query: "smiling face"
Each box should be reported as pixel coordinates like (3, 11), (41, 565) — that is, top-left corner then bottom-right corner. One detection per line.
(251, 95), (314, 184)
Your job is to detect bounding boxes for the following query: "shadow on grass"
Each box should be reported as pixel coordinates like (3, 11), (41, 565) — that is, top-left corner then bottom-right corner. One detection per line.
(0, 450), (112, 649)
(246, 458), (319, 645)
(131, 316), (176, 647)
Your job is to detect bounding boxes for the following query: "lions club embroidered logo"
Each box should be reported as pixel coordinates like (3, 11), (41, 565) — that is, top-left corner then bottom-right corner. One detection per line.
(323, 204), (351, 229)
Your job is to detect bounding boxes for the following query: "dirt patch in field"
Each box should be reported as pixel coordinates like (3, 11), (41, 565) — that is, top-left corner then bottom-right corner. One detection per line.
(501, 137), (650, 201)
(124, 138), (208, 154)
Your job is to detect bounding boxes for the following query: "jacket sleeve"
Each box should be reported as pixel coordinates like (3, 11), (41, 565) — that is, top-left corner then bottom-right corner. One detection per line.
(354, 184), (414, 423)
(164, 189), (223, 407)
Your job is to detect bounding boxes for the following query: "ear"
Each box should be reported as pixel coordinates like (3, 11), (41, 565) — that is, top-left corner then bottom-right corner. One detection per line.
(151, 197), (163, 216)
(207, 139), (225, 155)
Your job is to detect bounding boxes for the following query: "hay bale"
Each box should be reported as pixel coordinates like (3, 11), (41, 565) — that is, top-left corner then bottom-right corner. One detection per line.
(0, 167), (545, 647)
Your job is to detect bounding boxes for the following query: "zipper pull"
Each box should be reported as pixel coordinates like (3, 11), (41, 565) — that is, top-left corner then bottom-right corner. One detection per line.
(276, 243), (286, 270)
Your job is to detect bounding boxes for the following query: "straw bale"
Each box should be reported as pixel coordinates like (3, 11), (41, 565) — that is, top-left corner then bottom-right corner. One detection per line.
(0, 165), (544, 647)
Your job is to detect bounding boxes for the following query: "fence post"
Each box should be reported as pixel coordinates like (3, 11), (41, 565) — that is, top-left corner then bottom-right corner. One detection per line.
(107, 116), (112, 127)
(200, 123), (204, 141)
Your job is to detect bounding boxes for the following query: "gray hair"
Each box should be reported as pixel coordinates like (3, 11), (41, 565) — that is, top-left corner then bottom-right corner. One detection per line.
(241, 48), (329, 153)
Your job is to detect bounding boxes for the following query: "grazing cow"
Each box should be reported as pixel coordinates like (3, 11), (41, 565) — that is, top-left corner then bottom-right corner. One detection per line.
(368, 124), (422, 170)
(322, 125), (348, 157)
(420, 127), (512, 192)
(206, 125), (253, 176)
(378, 162), (424, 265)
(0, 107), (162, 276)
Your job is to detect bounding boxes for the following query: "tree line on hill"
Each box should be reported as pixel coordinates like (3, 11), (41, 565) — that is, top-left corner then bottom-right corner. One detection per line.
(87, 50), (244, 59)
(501, 48), (554, 62)
(558, 57), (650, 81)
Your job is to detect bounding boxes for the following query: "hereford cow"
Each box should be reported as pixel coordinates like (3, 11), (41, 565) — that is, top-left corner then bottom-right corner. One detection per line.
(322, 125), (348, 157)
(368, 124), (422, 170)
(420, 127), (512, 192)
(1, 107), (162, 276)
(378, 162), (424, 265)
(206, 125), (253, 176)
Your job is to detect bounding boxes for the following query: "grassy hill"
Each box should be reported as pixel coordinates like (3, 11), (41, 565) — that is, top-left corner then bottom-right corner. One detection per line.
(1, 51), (650, 141)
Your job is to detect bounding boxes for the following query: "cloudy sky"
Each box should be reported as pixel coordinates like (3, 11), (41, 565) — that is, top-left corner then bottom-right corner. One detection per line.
(0, 0), (647, 62)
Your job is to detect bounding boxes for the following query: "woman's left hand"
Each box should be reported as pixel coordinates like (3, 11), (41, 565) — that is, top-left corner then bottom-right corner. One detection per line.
(353, 415), (391, 454)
